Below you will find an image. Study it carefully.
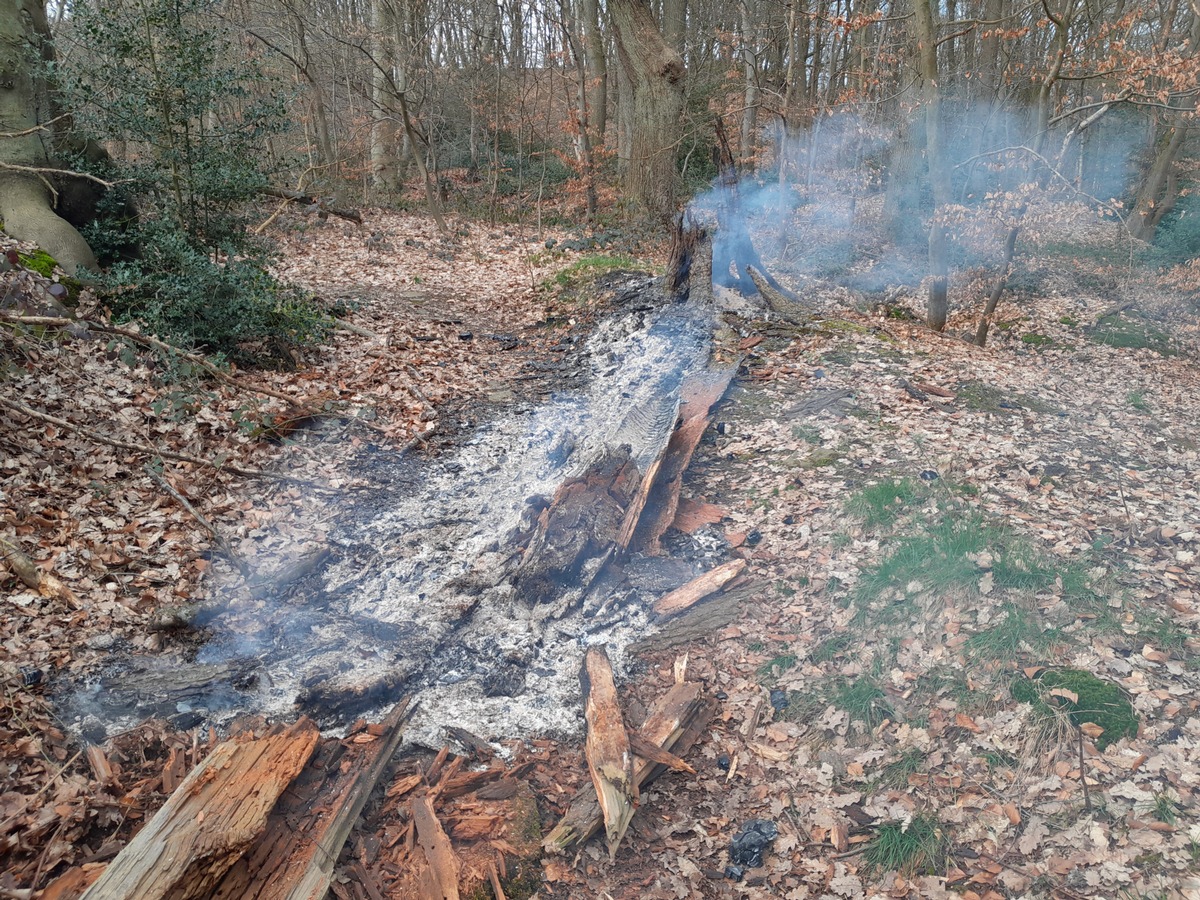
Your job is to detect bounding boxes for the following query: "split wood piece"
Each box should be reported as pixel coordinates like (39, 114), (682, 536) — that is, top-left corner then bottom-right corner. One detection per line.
(207, 698), (412, 900)
(412, 792), (461, 900)
(746, 266), (810, 325)
(80, 718), (320, 900)
(544, 679), (711, 854)
(582, 646), (636, 859)
(653, 559), (747, 619)
(627, 734), (695, 774)
(0, 534), (78, 607)
(629, 364), (739, 554)
(631, 586), (746, 652)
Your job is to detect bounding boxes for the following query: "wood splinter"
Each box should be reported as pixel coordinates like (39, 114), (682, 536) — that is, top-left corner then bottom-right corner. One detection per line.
(653, 559), (748, 619)
(582, 645), (636, 859)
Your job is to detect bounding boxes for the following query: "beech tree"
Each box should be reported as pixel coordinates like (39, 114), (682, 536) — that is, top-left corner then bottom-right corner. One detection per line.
(0, 0), (98, 275)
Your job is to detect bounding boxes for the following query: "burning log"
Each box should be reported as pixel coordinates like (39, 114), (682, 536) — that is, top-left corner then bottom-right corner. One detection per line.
(512, 447), (640, 604)
(628, 364), (738, 554)
(581, 646), (636, 859)
(708, 117), (805, 311)
(79, 718), (320, 900)
(544, 677), (715, 855)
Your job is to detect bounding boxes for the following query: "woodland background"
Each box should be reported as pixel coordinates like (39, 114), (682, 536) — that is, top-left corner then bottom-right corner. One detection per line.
(4, 0), (1200, 343)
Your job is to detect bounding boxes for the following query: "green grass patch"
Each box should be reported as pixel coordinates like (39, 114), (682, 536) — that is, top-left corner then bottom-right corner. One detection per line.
(855, 513), (989, 609)
(546, 253), (655, 291)
(757, 652), (799, 680)
(847, 478), (919, 528)
(811, 632), (855, 664)
(1143, 790), (1184, 827)
(831, 676), (894, 729)
(965, 603), (1061, 660)
(1011, 668), (1138, 750)
(955, 380), (1062, 415)
(778, 688), (827, 724)
(1021, 332), (1053, 347)
(879, 748), (927, 788)
(863, 813), (948, 877)
(1127, 390), (1150, 412)
(1090, 314), (1176, 355)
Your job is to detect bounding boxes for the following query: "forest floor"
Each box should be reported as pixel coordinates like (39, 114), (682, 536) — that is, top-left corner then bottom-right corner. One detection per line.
(2, 207), (1200, 898)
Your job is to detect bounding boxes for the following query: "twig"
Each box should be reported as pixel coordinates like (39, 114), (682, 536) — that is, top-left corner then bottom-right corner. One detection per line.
(0, 396), (287, 481)
(0, 114), (68, 139)
(143, 465), (252, 579)
(1079, 728), (1092, 812)
(330, 317), (382, 340)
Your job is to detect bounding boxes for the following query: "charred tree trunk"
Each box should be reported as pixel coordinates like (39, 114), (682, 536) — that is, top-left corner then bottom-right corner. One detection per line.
(912, 0), (949, 331)
(709, 118), (788, 299)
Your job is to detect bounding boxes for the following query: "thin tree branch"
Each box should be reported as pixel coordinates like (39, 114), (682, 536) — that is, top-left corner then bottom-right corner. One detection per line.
(0, 161), (115, 188)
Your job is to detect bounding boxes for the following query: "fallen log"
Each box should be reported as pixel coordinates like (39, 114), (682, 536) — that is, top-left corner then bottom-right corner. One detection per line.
(544, 679), (714, 854)
(80, 718), (320, 900)
(259, 187), (363, 225)
(747, 265), (811, 324)
(653, 558), (747, 619)
(581, 646), (636, 859)
(207, 699), (412, 900)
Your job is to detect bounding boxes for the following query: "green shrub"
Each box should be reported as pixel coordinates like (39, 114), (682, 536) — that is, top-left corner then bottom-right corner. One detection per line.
(101, 225), (326, 365)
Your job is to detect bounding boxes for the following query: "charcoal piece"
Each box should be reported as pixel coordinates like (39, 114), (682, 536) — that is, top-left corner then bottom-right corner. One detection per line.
(769, 689), (788, 712)
(729, 819), (778, 868)
(724, 865), (744, 881)
(481, 664), (527, 698)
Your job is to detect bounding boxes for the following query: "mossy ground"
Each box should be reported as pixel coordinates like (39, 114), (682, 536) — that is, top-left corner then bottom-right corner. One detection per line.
(1011, 668), (1138, 750)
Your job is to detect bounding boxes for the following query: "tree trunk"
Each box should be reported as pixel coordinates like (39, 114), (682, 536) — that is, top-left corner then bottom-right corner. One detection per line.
(582, 0), (608, 141)
(912, 0), (949, 331)
(0, 0), (98, 275)
(740, 0), (760, 162)
(369, 0), (399, 196)
(1130, 123), (1189, 241)
(608, 0), (685, 220)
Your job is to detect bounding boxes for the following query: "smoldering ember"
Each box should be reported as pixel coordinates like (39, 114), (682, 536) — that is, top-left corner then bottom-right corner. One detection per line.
(3, 1), (1200, 896)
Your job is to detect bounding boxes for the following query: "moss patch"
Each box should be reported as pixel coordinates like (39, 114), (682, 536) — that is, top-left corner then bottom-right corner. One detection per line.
(1089, 313), (1175, 355)
(17, 249), (59, 277)
(1012, 668), (1137, 750)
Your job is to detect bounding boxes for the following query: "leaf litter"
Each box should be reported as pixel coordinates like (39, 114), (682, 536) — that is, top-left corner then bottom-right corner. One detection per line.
(2, 210), (1200, 897)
